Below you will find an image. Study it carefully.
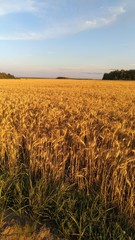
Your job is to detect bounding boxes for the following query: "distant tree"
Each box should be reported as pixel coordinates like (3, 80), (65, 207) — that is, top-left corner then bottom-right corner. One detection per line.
(56, 77), (68, 79)
(102, 69), (135, 80)
(0, 72), (15, 79)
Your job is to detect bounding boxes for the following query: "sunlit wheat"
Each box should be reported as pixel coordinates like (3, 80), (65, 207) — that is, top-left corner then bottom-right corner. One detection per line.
(0, 79), (135, 225)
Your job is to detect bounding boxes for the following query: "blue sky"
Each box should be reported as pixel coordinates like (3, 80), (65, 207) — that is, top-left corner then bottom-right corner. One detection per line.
(0, 0), (134, 78)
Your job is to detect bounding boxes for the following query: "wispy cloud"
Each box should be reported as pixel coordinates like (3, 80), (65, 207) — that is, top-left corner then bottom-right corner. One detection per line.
(129, 63), (135, 67)
(0, 0), (36, 16)
(0, 1), (126, 40)
(84, 6), (126, 29)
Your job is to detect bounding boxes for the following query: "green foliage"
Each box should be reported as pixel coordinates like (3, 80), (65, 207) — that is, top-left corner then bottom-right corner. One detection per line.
(0, 72), (15, 79)
(0, 169), (135, 239)
(102, 69), (135, 80)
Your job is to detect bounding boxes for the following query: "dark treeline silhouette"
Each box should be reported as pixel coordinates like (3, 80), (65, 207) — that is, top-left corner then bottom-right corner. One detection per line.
(0, 72), (15, 79)
(56, 76), (69, 79)
(102, 70), (135, 80)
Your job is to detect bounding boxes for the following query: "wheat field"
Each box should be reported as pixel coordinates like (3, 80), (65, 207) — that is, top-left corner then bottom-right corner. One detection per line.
(0, 79), (135, 239)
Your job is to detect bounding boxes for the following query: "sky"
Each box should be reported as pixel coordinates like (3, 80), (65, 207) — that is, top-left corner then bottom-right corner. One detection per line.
(0, 0), (134, 79)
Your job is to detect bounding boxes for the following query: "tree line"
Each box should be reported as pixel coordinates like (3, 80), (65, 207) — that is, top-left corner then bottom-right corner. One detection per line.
(0, 72), (15, 79)
(102, 70), (135, 80)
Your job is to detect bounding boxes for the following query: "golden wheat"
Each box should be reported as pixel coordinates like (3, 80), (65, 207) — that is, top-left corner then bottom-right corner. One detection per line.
(0, 79), (135, 222)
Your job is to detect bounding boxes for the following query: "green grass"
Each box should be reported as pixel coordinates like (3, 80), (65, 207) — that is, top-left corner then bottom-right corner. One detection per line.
(0, 168), (134, 240)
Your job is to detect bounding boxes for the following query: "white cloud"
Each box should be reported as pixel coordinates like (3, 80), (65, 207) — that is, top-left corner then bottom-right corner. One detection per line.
(129, 63), (135, 67)
(0, 0), (61, 16)
(84, 6), (126, 28)
(0, 2), (126, 40)
(0, 0), (36, 15)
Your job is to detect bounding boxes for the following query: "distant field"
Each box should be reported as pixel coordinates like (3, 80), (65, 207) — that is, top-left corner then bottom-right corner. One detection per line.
(0, 79), (135, 239)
